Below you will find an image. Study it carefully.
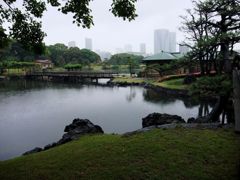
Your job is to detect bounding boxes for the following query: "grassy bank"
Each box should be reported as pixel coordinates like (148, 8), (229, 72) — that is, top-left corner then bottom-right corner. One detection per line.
(0, 128), (239, 180)
(113, 77), (189, 90)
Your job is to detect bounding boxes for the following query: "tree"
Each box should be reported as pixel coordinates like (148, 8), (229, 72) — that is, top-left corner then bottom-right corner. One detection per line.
(107, 53), (143, 65)
(181, 0), (240, 74)
(0, 0), (138, 53)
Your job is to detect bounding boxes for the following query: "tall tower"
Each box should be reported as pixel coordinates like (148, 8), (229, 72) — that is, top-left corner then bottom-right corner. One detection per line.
(154, 29), (170, 54)
(169, 32), (176, 52)
(85, 38), (92, 50)
(140, 43), (146, 54)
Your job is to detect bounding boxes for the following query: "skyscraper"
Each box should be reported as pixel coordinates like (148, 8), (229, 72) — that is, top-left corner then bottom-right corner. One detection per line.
(154, 29), (176, 54)
(85, 38), (92, 50)
(169, 32), (176, 52)
(140, 43), (146, 54)
(68, 41), (76, 48)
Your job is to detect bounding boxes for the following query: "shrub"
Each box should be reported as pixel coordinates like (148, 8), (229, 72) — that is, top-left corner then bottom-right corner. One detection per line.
(190, 75), (232, 96)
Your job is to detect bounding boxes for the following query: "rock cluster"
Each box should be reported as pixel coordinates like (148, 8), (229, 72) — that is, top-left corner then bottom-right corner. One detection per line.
(23, 119), (104, 156)
(142, 113), (185, 128)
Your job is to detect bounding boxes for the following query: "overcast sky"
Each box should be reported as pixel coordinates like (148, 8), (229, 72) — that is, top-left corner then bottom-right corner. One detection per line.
(41, 0), (193, 54)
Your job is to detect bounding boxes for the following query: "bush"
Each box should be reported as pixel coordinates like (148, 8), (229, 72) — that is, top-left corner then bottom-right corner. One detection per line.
(64, 63), (82, 71)
(190, 75), (232, 96)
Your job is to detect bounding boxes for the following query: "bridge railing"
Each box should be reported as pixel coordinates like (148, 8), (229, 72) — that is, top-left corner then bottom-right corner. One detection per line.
(26, 71), (119, 77)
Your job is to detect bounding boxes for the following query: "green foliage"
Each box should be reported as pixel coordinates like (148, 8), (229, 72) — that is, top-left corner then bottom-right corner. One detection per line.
(0, 0), (138, 52)
(181, 0), (240, 73)
(190, 75), (232, 96)
(107, 53), (143, 65)
(147, 58), (196, 75)
(0, 41), (35, 61)
(46, 44), (101, 66)
(64, 63), (82, 71)
(0, 129), (239, 179)
(0, 61), (36, 74)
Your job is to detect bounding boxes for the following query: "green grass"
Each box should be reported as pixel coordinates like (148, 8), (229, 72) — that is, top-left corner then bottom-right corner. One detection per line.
(154, 78), (188, 90)
(0, 129), (239, 180)
(113, 77), (189, 90)
(4, 69), (26, 75)
(112, 77), (146, 84)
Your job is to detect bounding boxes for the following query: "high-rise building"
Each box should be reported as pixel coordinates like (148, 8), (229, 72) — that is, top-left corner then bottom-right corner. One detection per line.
(68, 41), (76, 48)
(169, 32), (176, 52)
(140, 43), (146, 54)
(85, 38), (92, 50)
(179, 44), (190, 54)
(154, 29), (176, 54)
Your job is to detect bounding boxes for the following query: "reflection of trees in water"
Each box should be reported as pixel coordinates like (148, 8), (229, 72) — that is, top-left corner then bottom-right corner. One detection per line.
(0, 80), (85, 92)
(126, 86), (136, 102)
(198, 102), (210, 117)
(143, 89), (176, 105)
(143, 88), (217, 116)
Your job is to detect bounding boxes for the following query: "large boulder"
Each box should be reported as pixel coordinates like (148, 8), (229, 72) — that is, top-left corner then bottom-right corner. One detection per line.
(23, 118), (104, 155)
(59, 119), (104, 144)
(142, 113), (185, 128)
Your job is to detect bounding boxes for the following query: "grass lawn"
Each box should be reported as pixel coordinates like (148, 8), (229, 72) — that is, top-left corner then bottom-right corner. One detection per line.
(113, 77), (189, 90)
(0, 128), (239, 180)
(154, 78), (188, 90)
(112, 77), (146, 84)
(4, 69), (26, 75)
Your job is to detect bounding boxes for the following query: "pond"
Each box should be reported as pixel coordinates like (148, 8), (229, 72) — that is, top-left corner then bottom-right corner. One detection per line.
(0, 80), (215, 160)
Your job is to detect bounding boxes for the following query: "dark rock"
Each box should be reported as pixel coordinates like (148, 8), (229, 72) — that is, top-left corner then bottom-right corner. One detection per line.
(187, 116), (212, 123)
(183, 75), (196, 84)
(23, 147), (42, 155)
(187, 117), (196, 123)
(142, 113), (185, 128)
(23, 118), (104, 156)
(60, 119), (104, 143)
(44, 143), (57, 150)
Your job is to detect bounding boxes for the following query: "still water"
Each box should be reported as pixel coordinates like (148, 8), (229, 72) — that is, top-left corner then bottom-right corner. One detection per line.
(0, 80), (215, 160)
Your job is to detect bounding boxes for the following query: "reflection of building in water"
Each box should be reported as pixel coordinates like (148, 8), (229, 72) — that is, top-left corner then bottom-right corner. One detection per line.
(126, 87), (136, 102)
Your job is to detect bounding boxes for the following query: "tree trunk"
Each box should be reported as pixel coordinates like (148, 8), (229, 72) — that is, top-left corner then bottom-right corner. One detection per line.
(233, 69), (240, 132)
(209, 95), (229, 122)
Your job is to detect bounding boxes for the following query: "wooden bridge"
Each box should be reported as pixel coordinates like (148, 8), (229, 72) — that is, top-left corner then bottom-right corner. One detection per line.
(26, 71), (119, 82)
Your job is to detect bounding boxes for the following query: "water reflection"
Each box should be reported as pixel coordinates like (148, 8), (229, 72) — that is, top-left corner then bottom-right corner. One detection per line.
(126, 87), (137, 102)
(143, 88), (216, 114)
(0, 80), (216, 160)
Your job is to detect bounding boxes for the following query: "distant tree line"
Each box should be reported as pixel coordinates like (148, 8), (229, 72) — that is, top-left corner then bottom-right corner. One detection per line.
(0, 41), (102, 66)
(46, 43), (101, 66)
(107, 53), (143, 65)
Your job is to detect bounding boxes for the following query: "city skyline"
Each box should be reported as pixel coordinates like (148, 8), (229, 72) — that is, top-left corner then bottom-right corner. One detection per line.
(42, 0), (194, 54)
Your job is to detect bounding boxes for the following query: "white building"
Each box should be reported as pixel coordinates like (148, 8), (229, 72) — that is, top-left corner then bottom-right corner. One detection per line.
(140, 43), (146, 54)
(68, 41), (76, 48)
(154, 29), (176, 54)
(85, 38), (92, 50)
(169, 32), (176, 52)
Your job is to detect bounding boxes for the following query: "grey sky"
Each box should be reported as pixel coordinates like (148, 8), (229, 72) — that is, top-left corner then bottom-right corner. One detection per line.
(41, 0), (193, 53)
